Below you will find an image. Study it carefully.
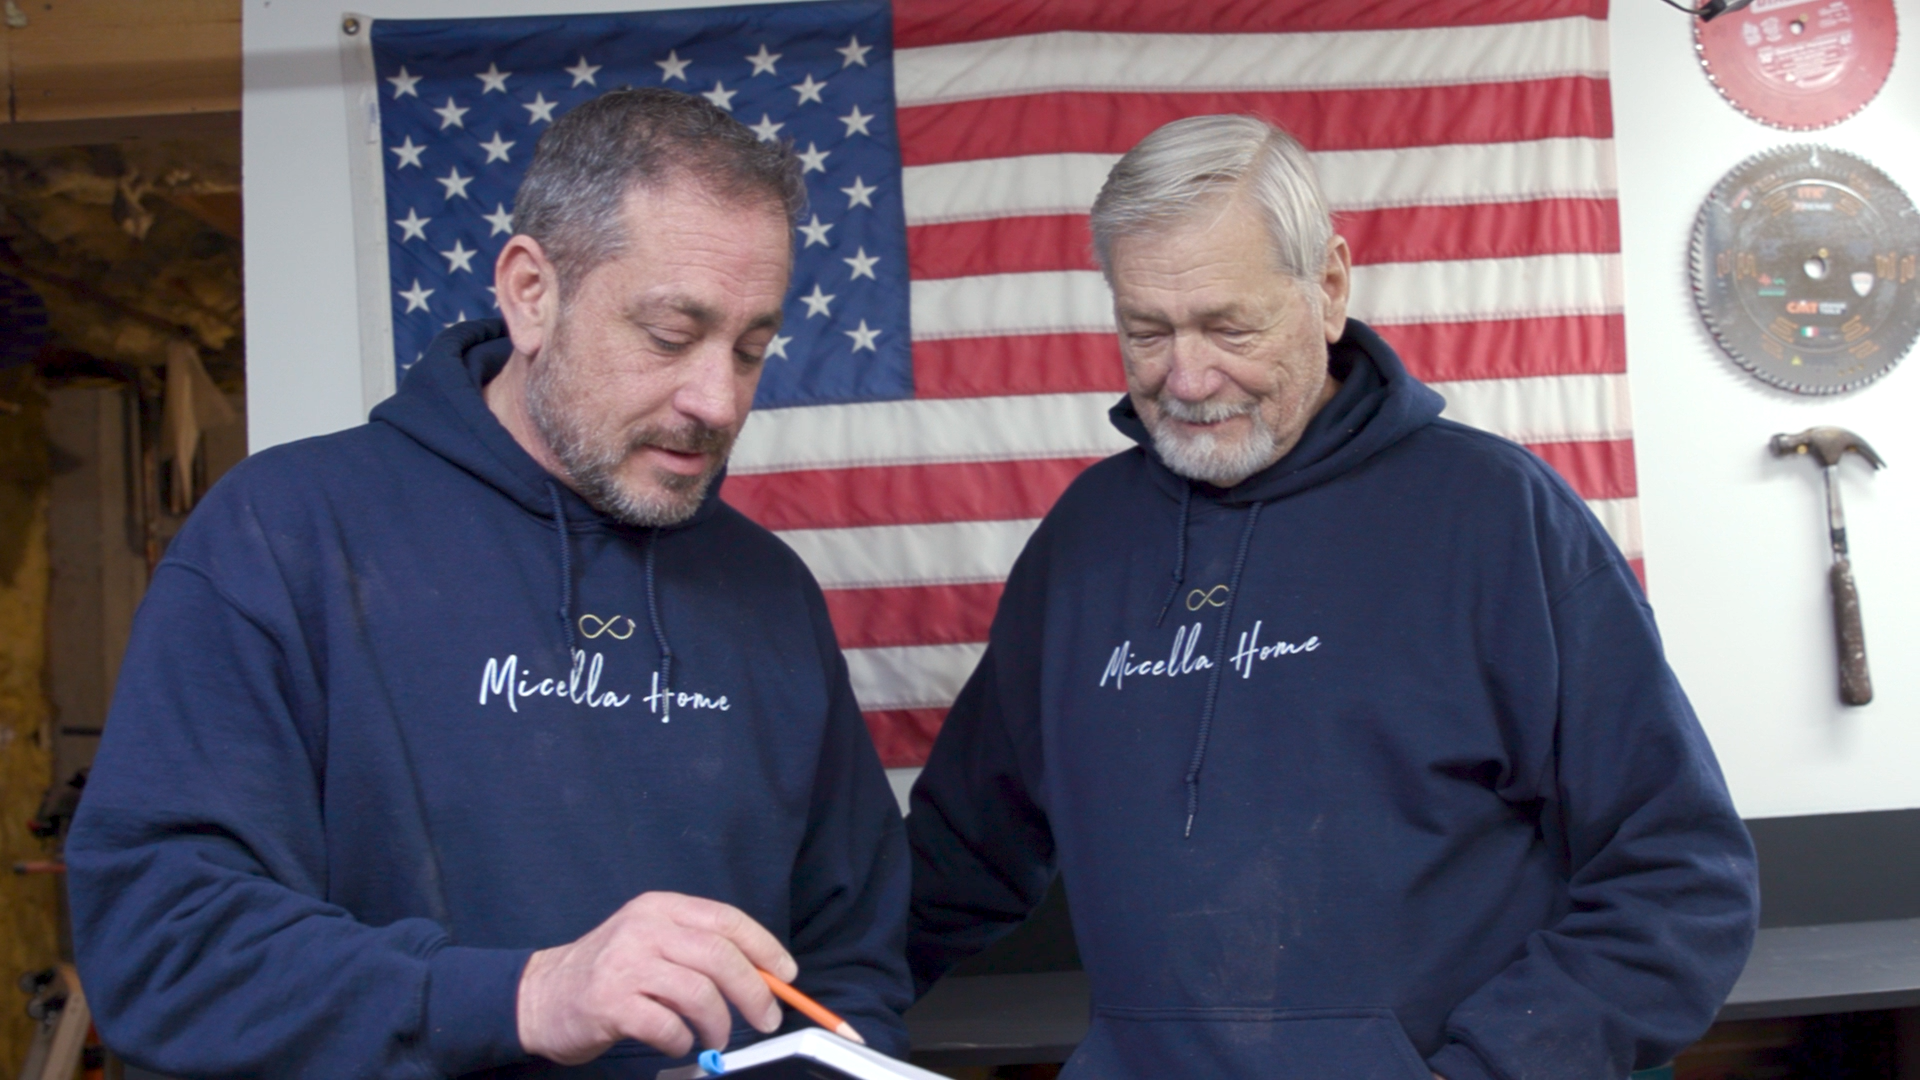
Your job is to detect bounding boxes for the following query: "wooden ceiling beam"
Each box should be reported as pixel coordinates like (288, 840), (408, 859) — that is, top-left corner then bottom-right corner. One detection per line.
(3, 0), (239, 133)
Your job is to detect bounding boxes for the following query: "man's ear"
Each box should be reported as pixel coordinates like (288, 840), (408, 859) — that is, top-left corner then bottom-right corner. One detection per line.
(1319, 234), (1352, 344)
(495, 235), (560, 358)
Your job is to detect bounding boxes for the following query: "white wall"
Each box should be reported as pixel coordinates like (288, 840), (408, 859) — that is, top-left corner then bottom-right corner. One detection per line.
(245, 0), (1920, 819)
(1612, 0), (1920, 818)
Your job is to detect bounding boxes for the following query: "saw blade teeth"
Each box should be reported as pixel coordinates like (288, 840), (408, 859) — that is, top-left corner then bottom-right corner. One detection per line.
(1689, 144), (1920, 397)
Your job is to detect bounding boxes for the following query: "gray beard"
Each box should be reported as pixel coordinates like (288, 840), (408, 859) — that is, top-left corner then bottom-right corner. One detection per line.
(524, 344), (732, 528)
(1147, 394), (1279, 487)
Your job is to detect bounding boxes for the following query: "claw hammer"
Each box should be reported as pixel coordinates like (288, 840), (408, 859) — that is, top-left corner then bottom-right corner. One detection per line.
(1769, 426), (1885, 706)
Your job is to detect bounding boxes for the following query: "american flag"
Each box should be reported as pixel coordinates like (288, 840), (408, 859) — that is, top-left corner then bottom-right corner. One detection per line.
(351, 0), (1634, 770)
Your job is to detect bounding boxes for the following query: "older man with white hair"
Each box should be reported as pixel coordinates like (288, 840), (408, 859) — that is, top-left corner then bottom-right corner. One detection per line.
(906, 115), (1758, 1080)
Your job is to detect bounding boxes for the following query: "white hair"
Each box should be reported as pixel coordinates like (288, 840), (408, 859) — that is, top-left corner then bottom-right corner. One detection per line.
(1089, 115), (1333, 281)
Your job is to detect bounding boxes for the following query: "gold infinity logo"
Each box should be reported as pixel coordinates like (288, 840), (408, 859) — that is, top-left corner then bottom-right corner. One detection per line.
(1186, 585), (1230, 611)
(578, 614), (637, 640)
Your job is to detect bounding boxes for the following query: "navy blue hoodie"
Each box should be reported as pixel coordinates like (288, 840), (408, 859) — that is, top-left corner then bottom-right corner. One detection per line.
(67, 320), (911, 1078)
(908, 322), (1758, 1080)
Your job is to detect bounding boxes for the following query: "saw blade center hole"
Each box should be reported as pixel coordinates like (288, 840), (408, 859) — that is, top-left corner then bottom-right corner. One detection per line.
(1804, 253), (1831, 281)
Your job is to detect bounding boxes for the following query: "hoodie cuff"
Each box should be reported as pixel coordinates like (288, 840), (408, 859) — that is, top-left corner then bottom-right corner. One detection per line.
(426, 945), (535, 1075)
(1428, 1041), (1500, 1080)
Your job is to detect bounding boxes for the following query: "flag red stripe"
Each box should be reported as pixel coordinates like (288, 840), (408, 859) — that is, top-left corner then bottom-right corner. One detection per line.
(908, 199), (1621, 281)
(898, 79), (1611, 165)
(727, 456), (1103, 531)
(826, 582), (1005, 650)
(894, 0), (1605, 47)
(913, 333), (1127, 399)
(1375, 314), (1626, 383)
(1523, 438), (1637, 501)
(912, 315), (1623, 400)
(1337, 199), (1622, 267)
(864, 708), (946, 770)
(908, 214), (1095, 281)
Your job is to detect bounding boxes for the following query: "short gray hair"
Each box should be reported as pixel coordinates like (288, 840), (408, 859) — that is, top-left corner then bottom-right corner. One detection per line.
(1089, 115), (1332, 281)
(513, 87), (807, 296)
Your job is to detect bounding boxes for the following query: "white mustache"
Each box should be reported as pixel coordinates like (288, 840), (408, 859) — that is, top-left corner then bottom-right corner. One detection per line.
(1157, 396), (1255, 424)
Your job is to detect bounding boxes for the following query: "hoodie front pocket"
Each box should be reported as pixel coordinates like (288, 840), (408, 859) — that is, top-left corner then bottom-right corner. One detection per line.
(1062, 1005), (1431, 1080)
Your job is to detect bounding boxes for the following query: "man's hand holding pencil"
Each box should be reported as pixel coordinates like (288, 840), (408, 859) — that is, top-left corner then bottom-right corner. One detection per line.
(516, 891), (801, 1064)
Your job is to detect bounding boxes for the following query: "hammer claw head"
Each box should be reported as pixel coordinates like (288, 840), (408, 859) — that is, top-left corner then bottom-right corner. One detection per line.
(1769, 426), (1886, 470)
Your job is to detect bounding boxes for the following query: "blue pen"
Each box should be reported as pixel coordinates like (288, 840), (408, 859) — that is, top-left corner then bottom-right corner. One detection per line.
(698, 1049), (728, 1075)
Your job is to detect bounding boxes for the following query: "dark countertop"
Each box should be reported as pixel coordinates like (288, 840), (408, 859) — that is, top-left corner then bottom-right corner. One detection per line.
(907, 917), (1920, 1067)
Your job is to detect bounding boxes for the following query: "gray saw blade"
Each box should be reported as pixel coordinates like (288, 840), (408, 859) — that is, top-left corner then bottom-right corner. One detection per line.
(1692, 144), (1920, 394)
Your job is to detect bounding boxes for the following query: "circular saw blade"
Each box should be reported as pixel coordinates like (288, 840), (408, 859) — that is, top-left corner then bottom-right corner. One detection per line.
(1691, 144), (1920, 395)
(1694, 0), (1898, 131)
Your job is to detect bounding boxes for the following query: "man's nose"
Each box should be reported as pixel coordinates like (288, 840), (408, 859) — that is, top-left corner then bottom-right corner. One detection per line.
(673, 344), (745, 430)
(1162, 332), (1225, 401)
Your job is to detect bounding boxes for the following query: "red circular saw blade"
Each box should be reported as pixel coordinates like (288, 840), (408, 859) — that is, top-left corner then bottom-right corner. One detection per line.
(1695, 0), (1898, 130)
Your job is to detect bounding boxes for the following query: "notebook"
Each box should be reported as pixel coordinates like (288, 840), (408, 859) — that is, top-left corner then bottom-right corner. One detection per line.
(655, 1029), (951, 1080)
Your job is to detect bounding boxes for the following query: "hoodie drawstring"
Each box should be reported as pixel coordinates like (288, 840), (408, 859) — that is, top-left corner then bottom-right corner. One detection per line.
(546, 481), (578, 654)
(645, 529), (674, 722)
(1184, 500), (1265, 839)
(1154, 485), (1195, 628)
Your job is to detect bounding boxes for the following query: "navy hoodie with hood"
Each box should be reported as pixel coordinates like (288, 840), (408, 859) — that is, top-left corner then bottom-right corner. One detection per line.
(66, 320), (911, 1078)
(908, 321), (1758, 1080)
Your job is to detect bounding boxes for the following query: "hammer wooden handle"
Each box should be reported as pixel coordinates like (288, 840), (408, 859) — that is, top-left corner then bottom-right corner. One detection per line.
(1831, 558), (1873, 706)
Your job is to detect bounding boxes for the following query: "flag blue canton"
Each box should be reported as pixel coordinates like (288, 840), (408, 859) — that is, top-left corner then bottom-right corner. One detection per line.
(370, 0), (910, 409)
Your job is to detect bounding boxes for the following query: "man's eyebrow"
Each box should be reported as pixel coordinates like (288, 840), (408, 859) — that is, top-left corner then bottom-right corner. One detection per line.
(634, 295), (782, 333)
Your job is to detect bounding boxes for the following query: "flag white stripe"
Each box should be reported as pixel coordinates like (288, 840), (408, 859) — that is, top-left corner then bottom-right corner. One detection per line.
(733, 374), (1630, 476)
(1589, 497), (1643, 561)
(902, 139), (1617, 226)
(1350, 254), (1625, 325)
(846, 642), (987, 712)
(732, 391), (1134, 473)
(894, 18), (1608, 105)
(1433, 372), (1633, 445)
(778, 518), (1043, 590)
(909, 255), (1621, 341)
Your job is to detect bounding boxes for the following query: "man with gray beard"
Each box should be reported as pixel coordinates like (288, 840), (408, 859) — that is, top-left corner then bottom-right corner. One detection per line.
(67, 89), (910, 1079)
(906, 115), (1758, 1080)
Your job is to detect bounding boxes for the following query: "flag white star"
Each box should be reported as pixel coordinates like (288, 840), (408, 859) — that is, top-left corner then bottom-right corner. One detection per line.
(387, 66), (422, 98)
(394, 207), (430, 242)
(764, 333), (792, 360)
(443, 310), (471, 328)
(437, 167), (473, 200)
(746, 44), (782, 75)
(844, 319), (881, 351)
(748, 114), (784, 142)
(840, 176), (876, 208)
(480, 132), (515, 163)
(657, 50), (691, 82)
(800, 284), (836, 318)
(486, 285), (499, 308)
(389, 136), (426, 169)
(476, 62), (512, 94)
(399, 279), (434, 313)
(843, 247), (879, 280)
(838, 36), (873, 68)
(441, 240), (477, 274)
(434, 97), (469, 130)
(792, 74), (827, 105)
(523, 92), (558, 124)
(701, 82), (737, 111)
(565, 55), (601, 87)
(796, 142), (829, 173)
(483, 203), (514, 236)
(838, 104), (873, 137)
(797, 214), (833, 247)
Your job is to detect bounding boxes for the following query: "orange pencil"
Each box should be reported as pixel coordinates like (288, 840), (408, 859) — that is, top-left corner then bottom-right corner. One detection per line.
(757, 969), (866, 1045)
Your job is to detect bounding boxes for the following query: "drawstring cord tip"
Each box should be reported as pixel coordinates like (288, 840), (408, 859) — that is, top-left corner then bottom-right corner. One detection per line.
(1183, 814), (1194, 839)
